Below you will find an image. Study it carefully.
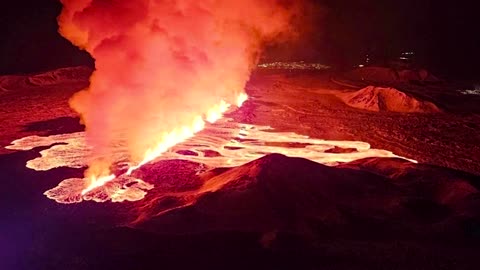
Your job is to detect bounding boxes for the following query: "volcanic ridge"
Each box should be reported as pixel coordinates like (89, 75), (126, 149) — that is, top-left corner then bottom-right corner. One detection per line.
(339, 86), (442, 113)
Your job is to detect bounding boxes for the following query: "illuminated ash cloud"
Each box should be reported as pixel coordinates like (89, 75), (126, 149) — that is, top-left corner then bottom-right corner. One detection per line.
(58, 0), (303, 177)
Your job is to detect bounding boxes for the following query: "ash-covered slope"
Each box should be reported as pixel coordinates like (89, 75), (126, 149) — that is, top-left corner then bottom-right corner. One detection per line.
(0, 75), (25, 93)
(27, 66), (91, 86)
(0, 66), (91, 93)
(339, 86), (442, 113)
(140, 154), (479, 240)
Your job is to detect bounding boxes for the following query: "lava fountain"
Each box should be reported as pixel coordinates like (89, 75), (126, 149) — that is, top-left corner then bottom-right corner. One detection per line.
(58, 0), (301, 193)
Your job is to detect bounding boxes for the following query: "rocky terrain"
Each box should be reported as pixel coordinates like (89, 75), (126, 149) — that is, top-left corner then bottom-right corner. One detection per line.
(1, 67), (480, 270)
(338, 86), (441, 113)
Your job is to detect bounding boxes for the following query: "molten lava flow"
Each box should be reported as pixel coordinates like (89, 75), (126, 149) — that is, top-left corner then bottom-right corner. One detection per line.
(124, 115), (205, 176)
(81, 94), (245, 195)
(125, 96), (238, 176)
(57, 0), (300, 193)
(81, 174), (115, 195)
(206, 100), (231, 124)
(8, 114), (420, 204)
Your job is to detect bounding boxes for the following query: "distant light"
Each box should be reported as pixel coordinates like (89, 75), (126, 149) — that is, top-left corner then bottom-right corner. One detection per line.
(358, 64), (365, 68)
(257, 62), (331, 70)
(459, 89), (480, 95)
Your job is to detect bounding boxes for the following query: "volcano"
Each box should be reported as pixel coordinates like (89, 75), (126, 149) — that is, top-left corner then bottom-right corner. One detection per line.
(3, 0), (480, 268)
(2, 67), (480, 270)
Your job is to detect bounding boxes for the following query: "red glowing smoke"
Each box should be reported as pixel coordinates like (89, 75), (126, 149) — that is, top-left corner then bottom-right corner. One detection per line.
(58, 0), (301, 177)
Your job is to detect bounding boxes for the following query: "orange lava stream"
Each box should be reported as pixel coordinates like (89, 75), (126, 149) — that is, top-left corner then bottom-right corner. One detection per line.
(82, 94), (248, 195)
(81, 174), (116, 195)
(236, 92), (248, 107)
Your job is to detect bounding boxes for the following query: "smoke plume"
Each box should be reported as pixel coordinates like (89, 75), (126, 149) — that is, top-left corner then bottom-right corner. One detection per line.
(58, 0), (301, 178)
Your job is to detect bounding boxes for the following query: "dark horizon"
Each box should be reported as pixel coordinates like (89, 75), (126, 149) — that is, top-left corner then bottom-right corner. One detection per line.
(1, 0), (479, 79)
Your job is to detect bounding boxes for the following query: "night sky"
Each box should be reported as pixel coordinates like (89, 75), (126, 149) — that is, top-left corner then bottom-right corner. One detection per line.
(1, 0), (478, 79)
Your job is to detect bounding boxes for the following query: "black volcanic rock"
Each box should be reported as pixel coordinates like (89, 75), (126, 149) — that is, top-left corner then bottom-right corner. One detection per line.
(133, 159), (205, 193)
(338, 157), (480, 219)
(140, 154), (480, 242)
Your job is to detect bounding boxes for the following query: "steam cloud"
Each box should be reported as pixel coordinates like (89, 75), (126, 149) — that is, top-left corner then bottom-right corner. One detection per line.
(58, 0), (301, 177)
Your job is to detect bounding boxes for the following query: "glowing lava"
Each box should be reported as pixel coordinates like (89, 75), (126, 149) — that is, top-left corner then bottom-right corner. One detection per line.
(125, 97), (237, 177)
(7, 111), (418, 204)
(81, 174), (115, 195)
(236, 93), (249, 107)
(125, 115), (206, 176)
(79, 94), (245, 196)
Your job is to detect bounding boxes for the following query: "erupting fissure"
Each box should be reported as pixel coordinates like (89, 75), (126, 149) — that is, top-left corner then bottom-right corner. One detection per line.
(58, 0), (301, 195)
(83, 94), (246, 195)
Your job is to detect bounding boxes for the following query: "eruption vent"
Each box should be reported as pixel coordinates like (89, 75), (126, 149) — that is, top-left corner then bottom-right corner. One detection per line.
(58, 0), (299, 188)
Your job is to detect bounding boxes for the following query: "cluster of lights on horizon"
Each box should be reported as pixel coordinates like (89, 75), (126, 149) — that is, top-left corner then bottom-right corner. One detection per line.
(258, 61), (330, 70)
(459, 89), (480, 96)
